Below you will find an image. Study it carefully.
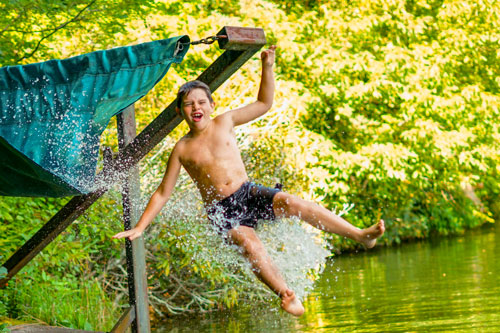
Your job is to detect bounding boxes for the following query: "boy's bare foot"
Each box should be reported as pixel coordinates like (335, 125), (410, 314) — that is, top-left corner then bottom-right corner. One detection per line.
(360, 220), (385, 248)
(280, 289), (305, 317)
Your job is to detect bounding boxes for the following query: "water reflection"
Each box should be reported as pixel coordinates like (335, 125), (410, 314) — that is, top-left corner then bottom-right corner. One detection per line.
(157, 224), (500, 332)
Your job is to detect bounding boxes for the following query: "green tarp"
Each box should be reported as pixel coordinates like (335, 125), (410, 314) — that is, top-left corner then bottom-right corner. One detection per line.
(0, 35), (190, 197)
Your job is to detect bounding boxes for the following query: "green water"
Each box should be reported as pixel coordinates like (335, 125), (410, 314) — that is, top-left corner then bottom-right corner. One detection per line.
(157, 224), (500, 332)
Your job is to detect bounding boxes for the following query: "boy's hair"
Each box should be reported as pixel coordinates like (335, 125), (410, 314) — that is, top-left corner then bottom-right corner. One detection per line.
(176, 80), (214, 109)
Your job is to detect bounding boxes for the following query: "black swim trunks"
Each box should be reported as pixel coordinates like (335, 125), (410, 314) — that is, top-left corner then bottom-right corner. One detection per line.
(206, 182), (283, 234)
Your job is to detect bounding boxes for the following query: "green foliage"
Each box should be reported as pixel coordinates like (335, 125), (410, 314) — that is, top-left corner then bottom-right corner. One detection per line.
(0, 195), (122, 330)
(269, 0), (330, 15)
(0, 197), (67, 255)
(0, 0), (156, 66)
(2, 273), (117, 330)
(276, 0), (499, 249)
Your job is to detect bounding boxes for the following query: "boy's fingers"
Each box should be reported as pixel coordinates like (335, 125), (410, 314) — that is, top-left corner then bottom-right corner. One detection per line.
(261, 46), (276, 58)
(113, 229), (142, 241)
(113, 230), (132, 239)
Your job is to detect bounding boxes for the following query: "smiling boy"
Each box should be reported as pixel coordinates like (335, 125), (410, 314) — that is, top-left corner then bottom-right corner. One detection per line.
(113, 45), (385, 316)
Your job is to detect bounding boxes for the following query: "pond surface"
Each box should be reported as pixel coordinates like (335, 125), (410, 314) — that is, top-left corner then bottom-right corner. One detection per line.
(157, 223), (500, 332)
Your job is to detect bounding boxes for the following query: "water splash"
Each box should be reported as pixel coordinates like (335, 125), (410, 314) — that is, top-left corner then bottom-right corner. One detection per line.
(97, 106), (348, 314)
(152, 173), (330, 302)
(132, 123), (331, 307)
(255, 218), (330, 299)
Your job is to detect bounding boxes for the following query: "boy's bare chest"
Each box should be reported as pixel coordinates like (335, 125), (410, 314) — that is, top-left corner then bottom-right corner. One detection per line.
(181, 133), (240, 168)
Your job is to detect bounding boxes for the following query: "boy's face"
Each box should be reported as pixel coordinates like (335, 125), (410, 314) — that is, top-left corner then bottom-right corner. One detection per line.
(177, 88), (215, 130)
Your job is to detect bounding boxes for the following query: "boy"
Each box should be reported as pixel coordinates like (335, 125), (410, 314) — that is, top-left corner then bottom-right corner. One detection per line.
(113, 45), (385, 316)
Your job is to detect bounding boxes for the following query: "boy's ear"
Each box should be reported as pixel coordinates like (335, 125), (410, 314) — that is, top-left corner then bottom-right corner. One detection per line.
(176, 107), (185, 119)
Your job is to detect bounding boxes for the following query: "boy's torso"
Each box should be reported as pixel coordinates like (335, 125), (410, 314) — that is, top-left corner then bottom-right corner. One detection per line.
(177, 114), (249, 204)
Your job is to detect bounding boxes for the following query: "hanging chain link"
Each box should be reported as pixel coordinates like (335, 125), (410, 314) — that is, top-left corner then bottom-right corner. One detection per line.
(190, 35), (227, 45)
(174, 35), (228, 56)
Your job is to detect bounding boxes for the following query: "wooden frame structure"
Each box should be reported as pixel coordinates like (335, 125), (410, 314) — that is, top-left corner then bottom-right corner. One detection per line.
(1, 26), (266, 332)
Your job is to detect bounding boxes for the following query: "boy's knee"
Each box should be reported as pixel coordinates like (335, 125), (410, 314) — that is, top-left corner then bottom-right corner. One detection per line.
(274, 193), (304, 217)
(240, 236), (265, 255)
(229, 227), (263, 253)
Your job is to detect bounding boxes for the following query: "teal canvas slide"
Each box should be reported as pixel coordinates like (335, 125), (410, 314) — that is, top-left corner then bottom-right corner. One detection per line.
(0, 35), (190, 197)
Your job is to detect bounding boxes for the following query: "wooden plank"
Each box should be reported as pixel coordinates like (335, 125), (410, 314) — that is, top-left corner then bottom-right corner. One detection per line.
(110, 307), (136, 333)
(216, 26), (267, 51)
(0, 26), (266, 287)
(117, 105), (150, 333)
(9, 324), (99, 332)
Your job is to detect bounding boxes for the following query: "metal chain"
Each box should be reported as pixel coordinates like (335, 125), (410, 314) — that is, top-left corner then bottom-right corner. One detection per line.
(190, 35), (227, 45)
(175, 35), (228, 56)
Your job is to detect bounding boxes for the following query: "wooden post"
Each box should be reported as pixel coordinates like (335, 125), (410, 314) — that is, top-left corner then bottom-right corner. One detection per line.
(117, 104), (150, 333)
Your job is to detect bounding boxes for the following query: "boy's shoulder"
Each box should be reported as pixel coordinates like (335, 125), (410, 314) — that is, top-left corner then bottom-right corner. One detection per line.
(214, 110), (241, 129)
(172, 136), (189, 154)
(175, 135), (191, 148)
(170, 137), (192, 164)
(213, 111), (232, 122)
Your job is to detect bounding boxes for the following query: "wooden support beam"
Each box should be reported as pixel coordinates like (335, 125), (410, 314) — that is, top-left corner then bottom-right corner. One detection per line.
(117, 105), (150, 333)
(0, 26), (266, 288)
(216, 26), (267, 51)
(0, 190), (105, 287)
(110, 307), (136, 333)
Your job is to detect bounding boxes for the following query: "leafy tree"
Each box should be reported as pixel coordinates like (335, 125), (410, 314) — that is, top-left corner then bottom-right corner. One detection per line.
(0, 0), (156, 66)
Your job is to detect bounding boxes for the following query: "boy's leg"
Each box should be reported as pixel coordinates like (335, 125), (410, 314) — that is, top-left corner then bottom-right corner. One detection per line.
(272, 192), (385, 248)
(228, 225), (304, 316)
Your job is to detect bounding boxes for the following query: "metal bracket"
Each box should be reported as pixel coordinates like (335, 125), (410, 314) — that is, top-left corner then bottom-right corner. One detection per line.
(217, 26), (267, 50)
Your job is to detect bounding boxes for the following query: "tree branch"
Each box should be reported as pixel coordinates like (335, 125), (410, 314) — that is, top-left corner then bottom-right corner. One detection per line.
(0, 9), (25, 36)
(15, 0), (97, 63)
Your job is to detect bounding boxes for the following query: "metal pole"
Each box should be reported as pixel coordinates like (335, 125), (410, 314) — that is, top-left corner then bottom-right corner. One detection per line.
(117, 104), (150, 333)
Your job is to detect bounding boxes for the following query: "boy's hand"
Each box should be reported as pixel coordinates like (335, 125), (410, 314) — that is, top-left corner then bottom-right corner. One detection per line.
(113, 227), (143, 241)
(261, 45), (276, 68)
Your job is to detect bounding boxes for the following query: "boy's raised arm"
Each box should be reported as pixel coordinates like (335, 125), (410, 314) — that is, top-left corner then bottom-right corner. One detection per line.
(112, 144), (182, 241)
(229, 45), (276, 126)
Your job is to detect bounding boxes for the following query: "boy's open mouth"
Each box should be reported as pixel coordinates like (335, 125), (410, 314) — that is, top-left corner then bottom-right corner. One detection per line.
(192, 112), (203, 122)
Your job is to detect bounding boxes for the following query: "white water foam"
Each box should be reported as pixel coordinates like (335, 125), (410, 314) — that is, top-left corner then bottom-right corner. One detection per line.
(137, 133), (331, 302)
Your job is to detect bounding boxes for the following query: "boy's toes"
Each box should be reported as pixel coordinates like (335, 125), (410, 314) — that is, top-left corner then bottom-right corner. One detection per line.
(281, 289), (305, 317)
(379, 219), (386, 233)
